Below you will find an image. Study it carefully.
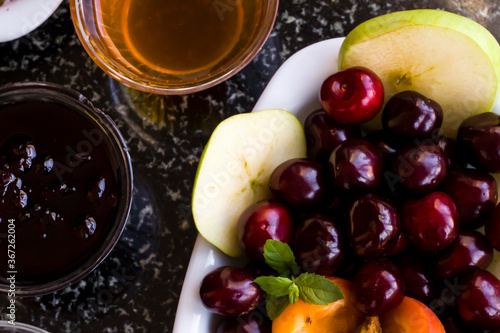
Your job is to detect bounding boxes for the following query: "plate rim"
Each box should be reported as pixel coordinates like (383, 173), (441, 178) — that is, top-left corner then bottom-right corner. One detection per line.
(0, 0), (63, 43)
(173, 37), (345, 333)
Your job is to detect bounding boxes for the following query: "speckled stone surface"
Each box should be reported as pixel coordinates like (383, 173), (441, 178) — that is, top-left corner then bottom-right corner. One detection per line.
(0, 0), (499, 332)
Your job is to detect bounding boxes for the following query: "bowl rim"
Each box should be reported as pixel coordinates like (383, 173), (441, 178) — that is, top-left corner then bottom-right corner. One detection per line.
(0, 321), (50, 333)
(0, 81), (133, 296)
(69, 0), (280, 95)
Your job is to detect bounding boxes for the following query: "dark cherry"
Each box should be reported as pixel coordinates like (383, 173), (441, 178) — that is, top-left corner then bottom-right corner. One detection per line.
(304, 109), (361, 164)
(363, 130), (400, 158)
(434, 230), (493, 279)
(395, 252), (439, 303)
(216, 313), (272, 333)
(457, 270), (500, 330)
(322, 195), (350, 219)
(387, 233), (408, 256)
(269, 158), (326, 210)
(348, 194), (400, 259)
(439, 307), (481, 333)
(3, 134), (34, 158)
(335, 249), (366, 281)
(435, 135), (463, 169)
(443, 170), (497, 228)
(244, 260), (278, 279)
(351, 258), (405, 316)
(237, 200), (294, 261)
(76, 216), (97, 239)
(2, 134), (37, 174)
(329, 138), (383, 192)
(320, 66), (385, 124)
(485, 203), (500, 251)
(294, 213), (345, 276)
(35, 154), (54, 175)
(458, 112), (500, 172)
(382, 90), (443, 141)
(390, 142), (448, 195)
(401, 192), (459, 251)
(88, 176), (117, 209)
(200, 266), (264, 317)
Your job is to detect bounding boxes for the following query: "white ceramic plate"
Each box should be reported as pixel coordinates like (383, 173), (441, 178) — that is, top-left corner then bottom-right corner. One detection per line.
(173, 37), (345, 333)
(0, 0), (63, 43)
(173, 37), (500, 333)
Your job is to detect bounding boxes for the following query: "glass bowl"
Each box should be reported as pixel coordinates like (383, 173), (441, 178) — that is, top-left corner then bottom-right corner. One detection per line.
(70, 0), (279, 95)
(0, 322), (49, 333)
(0, 82), (133, 296)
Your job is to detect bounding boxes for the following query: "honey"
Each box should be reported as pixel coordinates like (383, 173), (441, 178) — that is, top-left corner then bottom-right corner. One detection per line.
(94, 0), (261, 76)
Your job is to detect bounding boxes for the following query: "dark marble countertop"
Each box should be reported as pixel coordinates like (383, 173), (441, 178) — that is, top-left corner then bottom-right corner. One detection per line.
(0, 0), (499, 332)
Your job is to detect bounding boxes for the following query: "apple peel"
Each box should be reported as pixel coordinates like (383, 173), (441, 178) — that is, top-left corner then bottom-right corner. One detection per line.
(192, 109), (306, 257)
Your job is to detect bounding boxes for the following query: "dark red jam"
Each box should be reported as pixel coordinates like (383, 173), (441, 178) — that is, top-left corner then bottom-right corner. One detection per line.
(0, 99), (120, 286)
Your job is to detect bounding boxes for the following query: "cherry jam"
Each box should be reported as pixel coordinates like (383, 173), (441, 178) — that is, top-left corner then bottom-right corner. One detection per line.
(0, 98), (121, 286)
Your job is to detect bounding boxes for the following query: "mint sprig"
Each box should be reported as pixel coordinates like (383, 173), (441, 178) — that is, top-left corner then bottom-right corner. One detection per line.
(265, 295), (289, 321)
(254, 276), (293, 298)
(263, 240), (300, 277)
(254, 239), (344, 320)
(294, 272), (344, 305)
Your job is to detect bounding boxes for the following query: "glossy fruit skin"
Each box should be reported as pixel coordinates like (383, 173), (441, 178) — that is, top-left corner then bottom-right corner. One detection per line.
(363, 130), (400, 158)
(351, 258), (405, 316)
(334, 249), (366, 281)
(216, 313), (272, 333)
(485, 203), (500, 251)
(396, 252), (439, 304)
(200, 266), (264, 317)
(438, 307), (476, 333)
(401, 192), (459, 252)
(304, 109), (361, 164)
(294, 213), (345, 276)
(434, 230), (493, 279)
(443, 170), (497, 228)
(348, 194), (401, 259)
(380, 297), (446, 333)
(329, 138), (383, 192)
(387, 233), (408, 256)
(457, 270), (500, 329)
(269, 158), (326, 210)
(390, 143), (448, 195)
(382, 90), (443, 141)
(458, 112), (500, 172)
(271, 277), (367, 332)
(244, 260), (277, 278)
(237, 200), (294, 261)
(320, 66), (384, 124)
(273, 276), (445, 333)
(436, 135), (462, 169)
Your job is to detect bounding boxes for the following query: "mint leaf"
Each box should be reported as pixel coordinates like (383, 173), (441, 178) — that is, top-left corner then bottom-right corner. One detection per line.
(263, 239), (300, 277)
(257, 241), (344, 320)
(254, 276), (293, 297)
(294, 272), (344, 305)
(265, 294), (290, 320)
(289, 283), (299, 305)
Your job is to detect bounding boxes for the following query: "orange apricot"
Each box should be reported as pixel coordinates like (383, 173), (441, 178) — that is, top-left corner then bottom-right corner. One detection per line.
(272, 277), (365, 333)
(380, 297), (445, 333)
(272, 277), (445, 333)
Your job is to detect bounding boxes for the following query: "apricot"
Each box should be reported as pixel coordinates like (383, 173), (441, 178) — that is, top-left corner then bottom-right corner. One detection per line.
(380, 298), (445, 333)
(272, 277), (445, 333)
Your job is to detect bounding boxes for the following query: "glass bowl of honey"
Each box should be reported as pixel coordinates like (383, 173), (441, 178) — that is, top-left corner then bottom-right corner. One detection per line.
(0, 82), (133, 296)
(70, 0), (279, 94)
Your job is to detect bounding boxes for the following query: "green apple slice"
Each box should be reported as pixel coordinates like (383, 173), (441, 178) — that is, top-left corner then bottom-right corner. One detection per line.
(192, 109), (307, 257)
(338, 9), (500, 138)
(488, 249), (500, 278)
